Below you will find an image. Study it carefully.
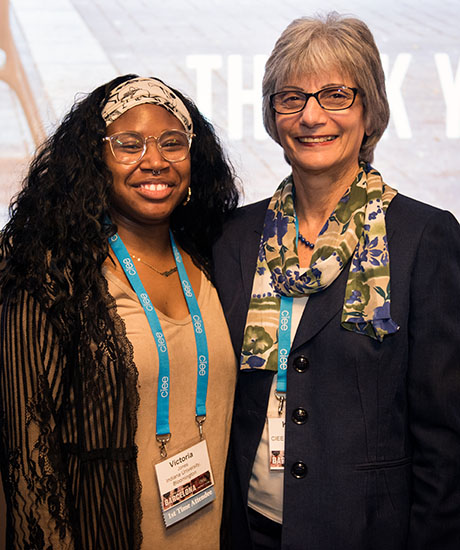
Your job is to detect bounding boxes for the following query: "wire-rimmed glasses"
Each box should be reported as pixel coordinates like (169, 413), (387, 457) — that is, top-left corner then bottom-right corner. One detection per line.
(103, 129), (194, 164)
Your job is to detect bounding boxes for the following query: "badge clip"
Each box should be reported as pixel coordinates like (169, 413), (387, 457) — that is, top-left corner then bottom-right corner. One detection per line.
(274, 391), (286, 415)
(196, 415), (206, 440)
(157, 433), (171, 458)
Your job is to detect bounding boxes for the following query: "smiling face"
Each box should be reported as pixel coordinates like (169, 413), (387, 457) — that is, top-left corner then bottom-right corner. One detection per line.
(275, 72), (367, 184)
(104, 103), (191, 228)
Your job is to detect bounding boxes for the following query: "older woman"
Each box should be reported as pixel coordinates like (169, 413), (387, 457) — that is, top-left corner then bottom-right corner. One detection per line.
(213, 13), (460, 550)
(0, 75), (239, 549)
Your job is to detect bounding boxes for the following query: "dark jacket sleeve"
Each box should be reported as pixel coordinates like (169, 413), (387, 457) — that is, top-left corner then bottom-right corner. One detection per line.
(0, 291), (75, 549)
(406, 209), (460, 549)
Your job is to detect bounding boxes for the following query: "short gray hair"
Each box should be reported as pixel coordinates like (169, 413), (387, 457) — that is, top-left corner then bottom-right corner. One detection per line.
(262, 12), (389, 163)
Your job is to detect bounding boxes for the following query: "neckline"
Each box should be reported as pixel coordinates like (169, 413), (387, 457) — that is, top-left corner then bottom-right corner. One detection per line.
(104, 267), (207, 323)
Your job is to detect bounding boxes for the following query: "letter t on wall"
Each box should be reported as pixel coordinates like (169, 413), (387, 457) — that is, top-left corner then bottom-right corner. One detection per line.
(186, 55), (223, 121)
(227, 55), (268, 140)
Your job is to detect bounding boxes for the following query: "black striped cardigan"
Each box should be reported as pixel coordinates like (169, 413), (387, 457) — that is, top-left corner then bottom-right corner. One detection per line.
(0, 285), (142, 549)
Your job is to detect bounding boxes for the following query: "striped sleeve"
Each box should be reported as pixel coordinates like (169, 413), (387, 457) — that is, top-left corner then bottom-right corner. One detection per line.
(0, 290), (75, 549)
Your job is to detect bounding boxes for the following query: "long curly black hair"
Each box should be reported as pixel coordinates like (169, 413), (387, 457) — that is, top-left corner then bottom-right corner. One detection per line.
(0, 74), (239, 340)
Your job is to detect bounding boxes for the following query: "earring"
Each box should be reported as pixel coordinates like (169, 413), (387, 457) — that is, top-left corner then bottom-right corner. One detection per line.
(182, 187), (191, 206)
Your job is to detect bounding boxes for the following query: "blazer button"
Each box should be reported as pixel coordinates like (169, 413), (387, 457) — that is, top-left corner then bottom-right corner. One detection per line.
(293, 355), (309, 372)
(291, 461), (308, 479)
(292, 407), (308, 425)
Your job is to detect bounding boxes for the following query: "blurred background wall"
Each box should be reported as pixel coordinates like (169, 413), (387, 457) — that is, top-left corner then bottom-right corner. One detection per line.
(2, 0), (460, 219)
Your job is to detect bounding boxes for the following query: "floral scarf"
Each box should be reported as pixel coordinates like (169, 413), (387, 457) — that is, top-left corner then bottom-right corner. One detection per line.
(241, 163), (399, 371)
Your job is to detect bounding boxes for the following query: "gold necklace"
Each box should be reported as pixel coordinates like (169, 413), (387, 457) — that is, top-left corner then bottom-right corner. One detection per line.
(131, 254), (178, 277)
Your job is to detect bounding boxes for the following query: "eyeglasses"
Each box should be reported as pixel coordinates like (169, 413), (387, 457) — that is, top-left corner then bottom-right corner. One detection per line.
(270, 86), (358, 114)
(103, 129), (194, 164)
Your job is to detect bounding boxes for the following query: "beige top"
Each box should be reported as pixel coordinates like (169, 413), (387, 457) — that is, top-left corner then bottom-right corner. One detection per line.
(106, 269), (236, 549)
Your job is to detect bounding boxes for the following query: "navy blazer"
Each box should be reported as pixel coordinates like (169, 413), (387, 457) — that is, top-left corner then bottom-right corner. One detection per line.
(213, 193), (460, 550)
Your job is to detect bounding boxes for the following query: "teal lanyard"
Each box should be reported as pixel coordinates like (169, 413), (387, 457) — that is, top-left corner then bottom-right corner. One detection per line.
(275, 215), (301, 414)
(108, 230), (209, 457)
(276, 295), (293, 413)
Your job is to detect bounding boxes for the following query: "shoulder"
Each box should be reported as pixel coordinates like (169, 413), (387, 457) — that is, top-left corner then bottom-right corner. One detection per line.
(212, 198), (270, 284)
(387, 193), (458, 226)
(215, 197), (269, 250)
(221, 197), (270, 236)
(385, 194), (460, 289)
(387, 193), (460, 243)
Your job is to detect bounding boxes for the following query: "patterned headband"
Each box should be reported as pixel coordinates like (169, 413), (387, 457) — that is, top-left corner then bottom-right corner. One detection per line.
(101, 77), (193, 132)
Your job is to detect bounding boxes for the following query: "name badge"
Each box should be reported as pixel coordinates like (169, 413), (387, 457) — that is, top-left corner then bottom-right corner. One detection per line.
(268, 417), (285, 470)
(154, 439), (216, 527)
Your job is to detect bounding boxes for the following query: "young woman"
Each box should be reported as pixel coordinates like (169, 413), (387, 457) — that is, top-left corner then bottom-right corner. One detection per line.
(0, 74), (239, 549)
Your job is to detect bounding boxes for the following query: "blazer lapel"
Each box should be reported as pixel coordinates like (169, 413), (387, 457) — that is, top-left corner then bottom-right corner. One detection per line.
(238, 201), (269, 303)
(240, 227), (262, 300)
(291, 260), (351, 351)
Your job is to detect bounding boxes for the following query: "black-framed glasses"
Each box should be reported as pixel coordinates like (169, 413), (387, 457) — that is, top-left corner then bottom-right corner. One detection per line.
(103, 129), (194, 164)
(270, 86), (358, 114)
